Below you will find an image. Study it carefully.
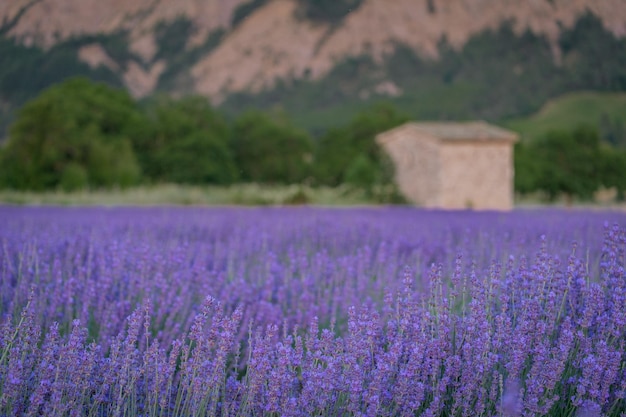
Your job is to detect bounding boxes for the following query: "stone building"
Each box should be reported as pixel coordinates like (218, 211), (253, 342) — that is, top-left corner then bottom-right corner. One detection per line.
(376, 121), (519, 210)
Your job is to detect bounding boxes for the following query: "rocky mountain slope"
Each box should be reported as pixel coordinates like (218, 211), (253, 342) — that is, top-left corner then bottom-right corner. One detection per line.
(192, 0), (626, 102)
(2, 0), (625, 101)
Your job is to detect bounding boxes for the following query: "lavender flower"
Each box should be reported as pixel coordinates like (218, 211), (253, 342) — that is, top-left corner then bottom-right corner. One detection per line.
(0, 207), (625, 416)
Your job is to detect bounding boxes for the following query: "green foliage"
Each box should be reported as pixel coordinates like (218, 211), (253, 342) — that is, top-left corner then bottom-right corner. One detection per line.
(559, 12), (626, 91)
(60, 163), (89, 192)
(600, 113), (626, 148)
(0, 36), (123, 137)
(2, 77), (412, 194)
(537, 127), (603, 200)
(155, 130), (237, 185)
(379, 24), (563, 120)
(599, 148), (626, 199)
(135, 95), (238, 185)
(510, 92), (626, 200)
(512, 142), (537, 196)
(88, 138), (141, 188)
(315, 102), (408, 186)
(439, 27), (559, 119)
(344, 153), (376, 188)
(222, 22), (559, 129)
(514, 125), (626, 200)
(0, 77), (142, 190)
(230, 110), (313, 184)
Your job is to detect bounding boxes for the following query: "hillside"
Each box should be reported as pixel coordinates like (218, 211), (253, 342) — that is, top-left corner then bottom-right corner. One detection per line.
(1, 0), (626, 134)
(504, 92), (626, 146)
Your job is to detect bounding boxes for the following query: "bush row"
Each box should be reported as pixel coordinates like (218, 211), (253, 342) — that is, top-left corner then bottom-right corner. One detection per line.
(1, 77), (626, 201)
(0, 78), (405, 198)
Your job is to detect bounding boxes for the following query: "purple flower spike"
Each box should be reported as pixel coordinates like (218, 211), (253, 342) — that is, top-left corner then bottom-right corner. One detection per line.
(0, 206), (625, 416)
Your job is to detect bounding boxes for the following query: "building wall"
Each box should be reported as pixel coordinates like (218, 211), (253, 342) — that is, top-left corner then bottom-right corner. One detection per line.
(438, 141), (514, 210)
(378, 128), (440, 206)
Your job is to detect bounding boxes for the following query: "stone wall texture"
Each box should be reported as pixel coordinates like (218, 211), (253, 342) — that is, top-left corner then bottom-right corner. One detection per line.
(377, 122), (517, 210)
(439, 141), (514, 210)
(377, 125), (440, 206)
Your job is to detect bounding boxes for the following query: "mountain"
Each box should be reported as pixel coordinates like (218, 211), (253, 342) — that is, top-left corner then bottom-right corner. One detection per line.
(1, 0), (626, 133)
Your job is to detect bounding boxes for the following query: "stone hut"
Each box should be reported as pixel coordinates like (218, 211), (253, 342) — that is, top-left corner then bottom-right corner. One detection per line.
(376, 121), (519, 210)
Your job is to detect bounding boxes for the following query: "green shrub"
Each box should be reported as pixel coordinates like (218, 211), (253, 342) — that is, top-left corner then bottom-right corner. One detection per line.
(135, 95), (237, 184)
(231, 110), (313, 184)
(514, 125), (626, 200)
(344, 154), (376, 189)
(87, 139), (141, 188)
(60, 163), (88, 191)
(0, 77), (145, 190)
(315, 102), (408, 186)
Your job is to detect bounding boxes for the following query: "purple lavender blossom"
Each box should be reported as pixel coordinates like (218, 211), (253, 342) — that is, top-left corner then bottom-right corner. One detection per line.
(0, 207), (625, 416)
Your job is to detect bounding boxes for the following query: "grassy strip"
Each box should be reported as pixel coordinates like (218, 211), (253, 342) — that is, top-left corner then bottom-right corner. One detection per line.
(0, 183), (378, 206)
(3, 183), (625, 209)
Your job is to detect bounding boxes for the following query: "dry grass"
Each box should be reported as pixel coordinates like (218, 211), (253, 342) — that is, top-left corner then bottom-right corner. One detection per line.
(0, 183), (373, 207)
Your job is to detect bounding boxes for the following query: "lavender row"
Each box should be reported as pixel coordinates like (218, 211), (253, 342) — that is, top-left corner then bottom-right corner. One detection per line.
(1, 207), (625, 416)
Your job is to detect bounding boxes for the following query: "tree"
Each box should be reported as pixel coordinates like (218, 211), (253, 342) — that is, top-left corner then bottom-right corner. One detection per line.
(314, 102), (408, 186)
(134, 95), (238, 185)
(513, 141), (540, 196)
(344, 153), (377, 189)
(598, 147), (626, 200)
(230, 110), (313, 184)
(559, 12), (626, 91)
(0, 77), (142, 190)
(514, 125), (626, 201)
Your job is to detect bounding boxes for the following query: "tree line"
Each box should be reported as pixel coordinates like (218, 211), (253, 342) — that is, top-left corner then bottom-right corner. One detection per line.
(515, 126), (626, 201)
(0, 77), (625, 202)
(0, 78), (402, 195)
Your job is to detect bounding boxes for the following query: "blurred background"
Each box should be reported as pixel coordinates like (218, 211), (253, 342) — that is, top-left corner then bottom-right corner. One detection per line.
(0, 0), (625, 206)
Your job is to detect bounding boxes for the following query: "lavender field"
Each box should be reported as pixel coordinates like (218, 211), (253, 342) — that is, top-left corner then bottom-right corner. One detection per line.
(1, 206), (625, 417)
